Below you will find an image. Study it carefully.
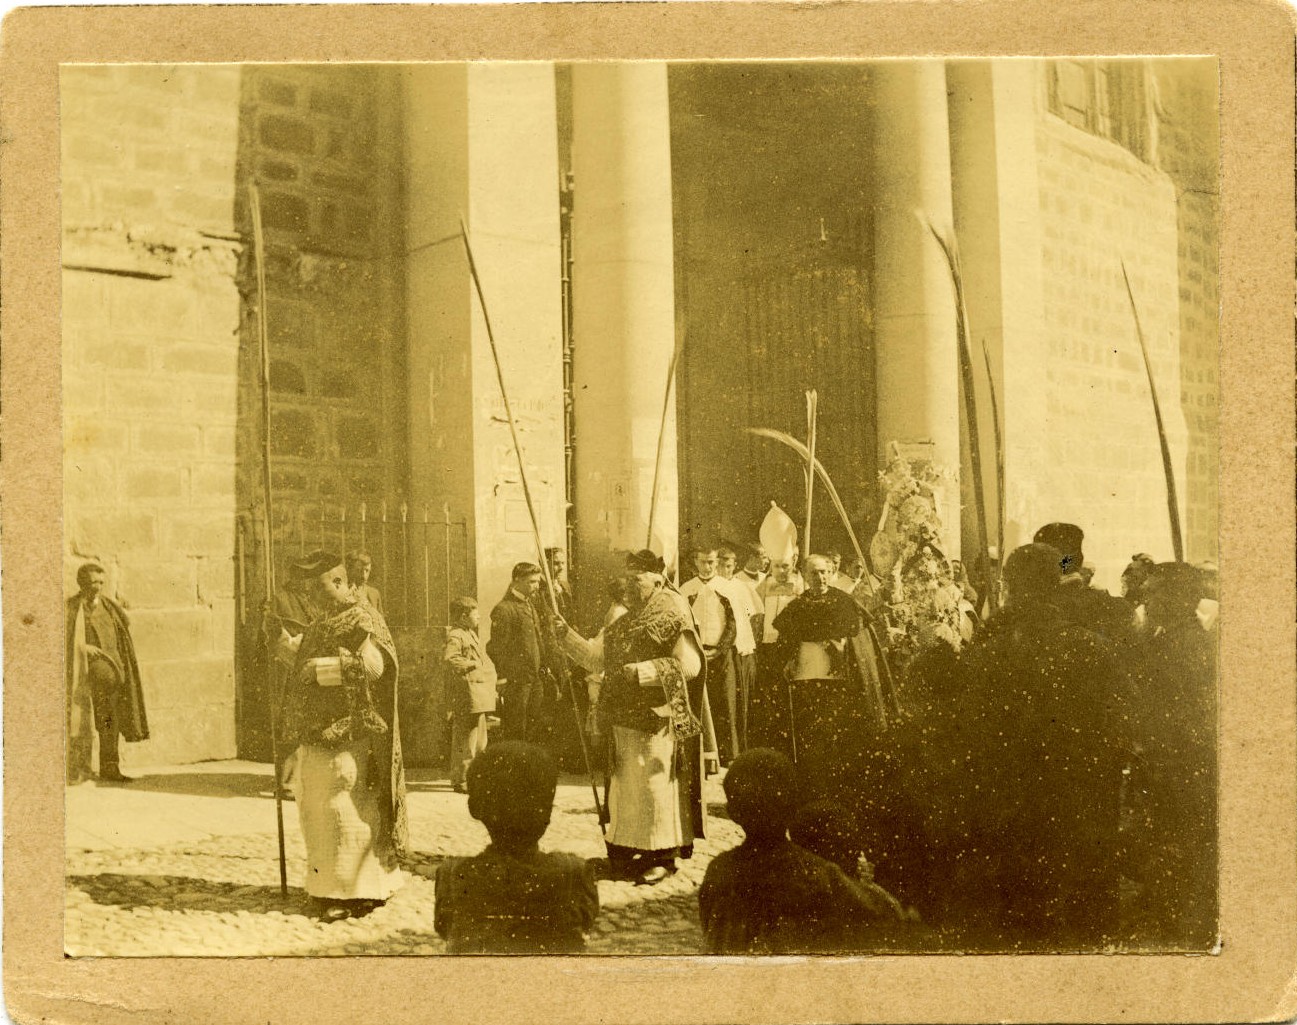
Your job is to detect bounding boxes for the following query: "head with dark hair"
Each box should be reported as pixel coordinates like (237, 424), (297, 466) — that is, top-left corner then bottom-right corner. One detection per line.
(1120, 553), (1157, 602)
(466, 741), (559, 848)
(1033, 522), (1085, 575)
(693, 543), (719, 581)
(544, 547), (567, 578)
(449, 595), (479, 628)
(510, 562), (543, 598)
(717, 544), (738, 578)
(790, 800), (862, 878)
(76, 561), (106, 589)
(346, 550), (373, 586)
(723, 748), (801, 842)
(1003, 543), (1062, 608)
(1143, 561), (1205, 630)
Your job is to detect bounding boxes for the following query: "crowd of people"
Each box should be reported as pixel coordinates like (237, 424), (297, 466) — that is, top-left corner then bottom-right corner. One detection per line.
(65, 509), (1219, 951)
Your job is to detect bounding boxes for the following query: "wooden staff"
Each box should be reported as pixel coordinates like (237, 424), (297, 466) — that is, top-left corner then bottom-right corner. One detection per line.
(925, 219), (993, 604)
(804, 390), (818, 560)
(1121, 261), (1184, 562)
(458, 217), (608, 831)
(646, 333), (684, 551)
(247, 182), (289, 899)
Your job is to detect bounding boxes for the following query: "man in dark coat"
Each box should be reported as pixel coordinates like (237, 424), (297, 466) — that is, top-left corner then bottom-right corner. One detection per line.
(488, 562), (546, 744)
(66, 562), (149, 783)
(1124, 561), (1218, 949)
(924, 542), (1132, 951)
(1034, 522), (1136, 646)
(531, 547), (582, 767)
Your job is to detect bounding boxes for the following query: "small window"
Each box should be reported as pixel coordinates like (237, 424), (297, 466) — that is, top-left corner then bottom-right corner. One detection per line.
(1047, 60), (1150, 162)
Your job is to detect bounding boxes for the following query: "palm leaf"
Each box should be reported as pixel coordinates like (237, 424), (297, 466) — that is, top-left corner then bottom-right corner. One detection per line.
(746, 426), (876, 596)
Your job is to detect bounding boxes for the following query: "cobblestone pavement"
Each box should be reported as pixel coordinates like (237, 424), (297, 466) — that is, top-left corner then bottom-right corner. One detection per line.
(65, 764), (742, 956)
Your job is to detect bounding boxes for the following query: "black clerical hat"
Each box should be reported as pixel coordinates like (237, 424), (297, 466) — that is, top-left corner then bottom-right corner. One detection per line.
(626, 548), (665, 574)
(292, 549), (343, 576)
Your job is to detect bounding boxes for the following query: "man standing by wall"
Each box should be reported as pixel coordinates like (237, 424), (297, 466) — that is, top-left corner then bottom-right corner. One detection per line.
(542, 547), (574, 623)
(66, 562), (149, 783)
(488, 563), (546, 744)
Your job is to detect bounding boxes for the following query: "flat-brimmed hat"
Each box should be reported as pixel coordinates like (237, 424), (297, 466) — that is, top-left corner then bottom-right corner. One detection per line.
(626, 548), (665, 574)
(292, 550), (343, 576)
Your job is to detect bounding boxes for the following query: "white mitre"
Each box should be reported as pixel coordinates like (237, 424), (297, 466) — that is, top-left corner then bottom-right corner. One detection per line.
(759, 501), (799, 564)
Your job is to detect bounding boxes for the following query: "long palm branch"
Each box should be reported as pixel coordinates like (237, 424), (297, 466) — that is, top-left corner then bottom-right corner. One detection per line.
(746, 426), (876, 597)
(1121, 260), (1184, 562)
(924, 217), (993, 603)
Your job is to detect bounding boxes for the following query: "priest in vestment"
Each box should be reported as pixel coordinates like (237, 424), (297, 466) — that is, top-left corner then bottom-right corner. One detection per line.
(281, 550), (407, 920)
(771, 554), (897, 800)
(593, 549), (710, 885)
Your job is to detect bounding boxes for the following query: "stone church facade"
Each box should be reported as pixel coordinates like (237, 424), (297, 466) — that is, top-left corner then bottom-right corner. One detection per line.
(60, 59), (1218, 766)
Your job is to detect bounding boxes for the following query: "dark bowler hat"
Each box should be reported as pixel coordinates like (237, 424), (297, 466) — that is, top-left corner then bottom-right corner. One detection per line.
(626, 548), (665, 574)
(292, 550), (344, 576)
(1033, 522), (1084, 572)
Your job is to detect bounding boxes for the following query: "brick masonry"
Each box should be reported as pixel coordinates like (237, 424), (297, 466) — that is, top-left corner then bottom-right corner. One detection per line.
(1028, 65), (1215, 588)
(62, 66), (244, 766)
(1150, 63), (1220, 567)
(232, 66), (414, 760)
(233, 65), (407, 530)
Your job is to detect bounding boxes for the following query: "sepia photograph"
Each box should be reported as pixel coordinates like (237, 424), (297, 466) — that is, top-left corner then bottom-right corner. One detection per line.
(54, 54), (1228, 960)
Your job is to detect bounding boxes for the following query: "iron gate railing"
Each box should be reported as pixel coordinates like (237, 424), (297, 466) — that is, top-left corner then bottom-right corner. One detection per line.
(236, 499), (471, 631)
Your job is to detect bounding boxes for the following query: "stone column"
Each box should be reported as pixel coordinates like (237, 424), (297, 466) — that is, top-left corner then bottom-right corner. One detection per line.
(870, 60), (962, 555)
(569, 62), (678, 617)
(403, 64), (565, 628)
(947, 60), (1049, 558)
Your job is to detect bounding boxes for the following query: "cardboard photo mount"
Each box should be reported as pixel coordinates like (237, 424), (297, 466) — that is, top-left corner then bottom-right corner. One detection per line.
(2, 3), (1294, 1023)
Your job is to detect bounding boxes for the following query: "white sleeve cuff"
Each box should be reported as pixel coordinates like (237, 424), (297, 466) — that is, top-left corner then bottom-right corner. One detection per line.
(357, 637), (386, 683)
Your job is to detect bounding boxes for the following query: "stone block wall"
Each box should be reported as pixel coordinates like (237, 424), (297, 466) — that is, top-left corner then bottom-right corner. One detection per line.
(1152, 61), (1220, 566)
(1171, 186), (1220, 565)
(230, 66), (413, 760)
(403, 63), (567, 627)
(61, 65), (244, 766)
(234, 65), (407, 544)
(1029, 93), (1189, 589)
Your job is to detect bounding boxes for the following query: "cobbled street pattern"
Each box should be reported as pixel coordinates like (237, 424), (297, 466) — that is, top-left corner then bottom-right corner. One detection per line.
(65, 765), (742, 956)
